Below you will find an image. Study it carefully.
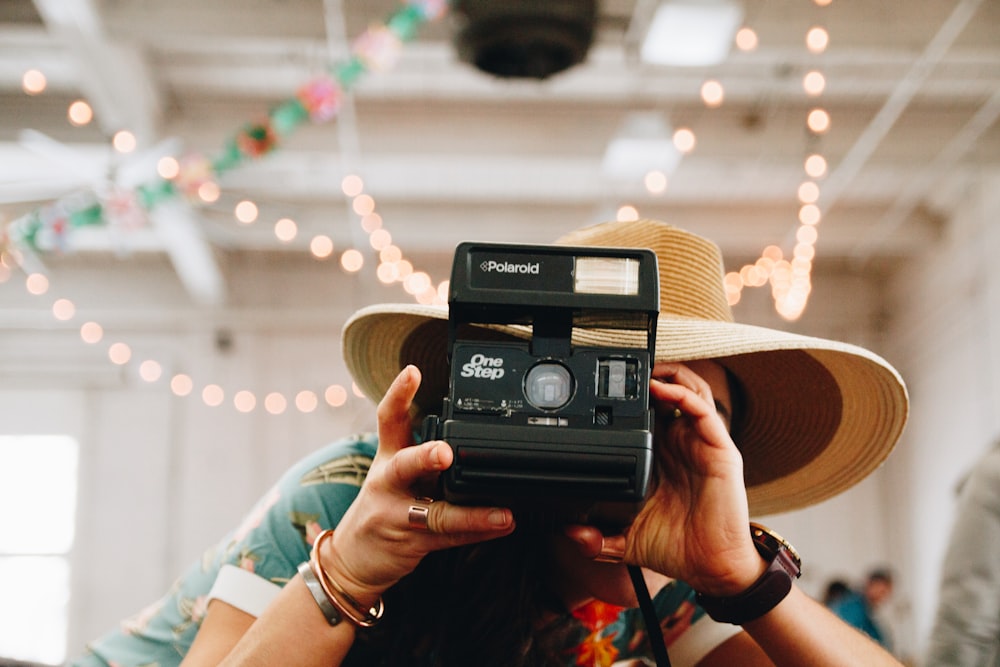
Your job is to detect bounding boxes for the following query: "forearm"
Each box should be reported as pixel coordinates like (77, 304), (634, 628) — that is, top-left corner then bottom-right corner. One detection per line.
(742, 586), (901, 666)
(218, 576), (357, 667)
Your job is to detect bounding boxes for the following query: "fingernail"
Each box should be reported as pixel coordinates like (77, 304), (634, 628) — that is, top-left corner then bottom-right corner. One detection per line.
(488, 509), (510, 527)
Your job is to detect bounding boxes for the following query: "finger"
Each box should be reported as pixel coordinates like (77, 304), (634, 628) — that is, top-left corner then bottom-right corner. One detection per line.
(652, 362), (713, 402)
(563, 525), (627, 562)
(424, 502), (515, 545)
(385, 440), (453, 489)
(649, 378), (714, 420)
(375, 365), (421, 456)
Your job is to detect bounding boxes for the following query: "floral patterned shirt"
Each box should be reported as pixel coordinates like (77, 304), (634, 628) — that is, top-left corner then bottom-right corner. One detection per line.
(70, 434), (738, 667)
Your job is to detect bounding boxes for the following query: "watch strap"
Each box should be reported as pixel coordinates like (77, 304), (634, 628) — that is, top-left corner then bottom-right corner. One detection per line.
(695, 523), (802, 625)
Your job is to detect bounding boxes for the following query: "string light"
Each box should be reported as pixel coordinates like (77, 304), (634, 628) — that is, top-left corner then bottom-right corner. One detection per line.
(112, 130), (137, 154)
(22, 69), (47, 95)
(234, 200), (259, 224)
(734, 27), (758, 52)
(720, 5), (832, 320)
(672, 128), (696, 153)
(68, 100), (93, 126)
(700, 80), (725, 108)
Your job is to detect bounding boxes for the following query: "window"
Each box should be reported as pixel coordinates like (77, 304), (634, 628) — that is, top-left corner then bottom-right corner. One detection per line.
(0, 435), (79, 665)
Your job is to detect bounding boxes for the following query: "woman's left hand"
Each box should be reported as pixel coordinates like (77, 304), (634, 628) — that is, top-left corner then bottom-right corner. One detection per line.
(569, 360), (766, 596)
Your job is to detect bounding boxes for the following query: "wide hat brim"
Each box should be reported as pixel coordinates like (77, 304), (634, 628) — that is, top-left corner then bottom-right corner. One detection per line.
(342, 220), (908, 516)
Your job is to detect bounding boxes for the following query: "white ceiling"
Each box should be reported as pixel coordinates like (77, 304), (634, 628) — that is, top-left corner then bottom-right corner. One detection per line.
(1, 0), (999, 310)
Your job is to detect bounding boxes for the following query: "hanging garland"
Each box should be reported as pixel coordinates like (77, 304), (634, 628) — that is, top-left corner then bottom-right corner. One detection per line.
(4, 0), (448, 256)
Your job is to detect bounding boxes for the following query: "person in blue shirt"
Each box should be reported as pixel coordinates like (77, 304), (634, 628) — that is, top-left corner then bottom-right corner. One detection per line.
(830, 569), (894, 649)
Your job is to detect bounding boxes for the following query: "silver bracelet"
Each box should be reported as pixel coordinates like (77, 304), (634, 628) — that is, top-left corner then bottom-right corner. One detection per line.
(297, 560), (344, 626)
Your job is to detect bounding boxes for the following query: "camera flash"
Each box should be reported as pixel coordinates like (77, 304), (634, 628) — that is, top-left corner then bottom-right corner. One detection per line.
(574, 257), (640, 295)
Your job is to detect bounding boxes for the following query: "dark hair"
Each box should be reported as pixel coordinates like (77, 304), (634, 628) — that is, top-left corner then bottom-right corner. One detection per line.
(352, 531), (570, 666)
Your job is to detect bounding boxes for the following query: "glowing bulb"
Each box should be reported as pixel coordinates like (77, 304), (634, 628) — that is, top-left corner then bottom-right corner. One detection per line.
(202, 384), (224, 407)
(735, 27), (758, 51)
(68, 100), (93, 126)
(198, 181), (220, 203)
(264, 393), (287, 415)
(807, 108), (831, 134)
(673, 128), (696, 153)
(171, 374), (193, 396)
(157, 156), (180, 179)
(108, 342), (132, 365)
(310, 235), (334, 258)
(139, 360), (163, 383)
(380, 245), (402, 263)
(274, 217), (297, 242)
(341, 174), (364, 197)
(52, 298), (75, 321)
(352, 194), (375, 216)
(799, 204), (821, 226)
(80, 321), (103, 344)
(340, 249), (364, 272)
(806, 27), (829, 54)
(234, 200), (258, 224)
(616, 205), (639, 222)
(796, 224), (819, 245)
(22, 69), (46, 95)
(369, 228), (392, 250)
(234, 391), (256, 413)
(804, 154), (828, 178)
(26, 273), (49, 295)
(295, 391), (318, 413)
(325, 385), (347, 407)
(113, 130), (136, 153)
(644, 170), (668, 194)
(700, 80), (724, 108)
(797, 181), (820, 204)
(803, 71), (826, 96)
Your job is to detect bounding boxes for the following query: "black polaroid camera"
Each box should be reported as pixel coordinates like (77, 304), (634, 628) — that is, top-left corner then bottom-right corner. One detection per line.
(422, 241), (660, 530)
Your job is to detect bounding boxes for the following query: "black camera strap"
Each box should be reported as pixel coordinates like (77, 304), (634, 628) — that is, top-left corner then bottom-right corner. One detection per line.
(627, 565), (673, 667)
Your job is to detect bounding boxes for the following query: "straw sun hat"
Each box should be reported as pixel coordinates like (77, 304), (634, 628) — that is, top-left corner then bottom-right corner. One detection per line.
(343, 219), (908, 517)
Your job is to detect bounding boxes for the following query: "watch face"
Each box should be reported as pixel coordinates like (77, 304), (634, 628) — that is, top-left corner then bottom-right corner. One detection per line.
(750, 522), (802, 569)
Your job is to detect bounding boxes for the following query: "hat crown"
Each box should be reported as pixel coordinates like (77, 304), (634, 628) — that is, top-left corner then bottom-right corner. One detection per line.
(556, 219), (735, 323)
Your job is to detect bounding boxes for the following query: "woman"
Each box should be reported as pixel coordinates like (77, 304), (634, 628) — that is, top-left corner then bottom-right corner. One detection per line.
(73, 219), (909, 665)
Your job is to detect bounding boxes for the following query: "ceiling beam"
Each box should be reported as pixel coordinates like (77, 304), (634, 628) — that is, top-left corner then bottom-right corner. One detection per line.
(29, 0), (228, 307)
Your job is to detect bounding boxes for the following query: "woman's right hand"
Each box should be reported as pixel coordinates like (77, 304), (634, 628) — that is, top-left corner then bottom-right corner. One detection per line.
(321, 365), (516, 605)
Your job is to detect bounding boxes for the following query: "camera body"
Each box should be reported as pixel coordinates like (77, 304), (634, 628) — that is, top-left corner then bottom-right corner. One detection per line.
(423, 241), (660, 530)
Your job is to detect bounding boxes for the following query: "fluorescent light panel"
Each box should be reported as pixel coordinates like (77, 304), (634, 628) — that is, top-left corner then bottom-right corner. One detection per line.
(641, 1), (743, 66)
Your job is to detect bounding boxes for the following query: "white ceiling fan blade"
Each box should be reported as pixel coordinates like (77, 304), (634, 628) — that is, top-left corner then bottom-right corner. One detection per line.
(115, 136), (183, 189)
(0, 180), (85, 204)
(17, 128), (107, 188)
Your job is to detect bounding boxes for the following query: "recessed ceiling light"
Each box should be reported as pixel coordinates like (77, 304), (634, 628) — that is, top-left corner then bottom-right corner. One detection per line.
(640, 1), (744, 67)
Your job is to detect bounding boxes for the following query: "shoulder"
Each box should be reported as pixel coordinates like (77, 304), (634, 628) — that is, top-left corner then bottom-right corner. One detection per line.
(219, 433), (379, 584)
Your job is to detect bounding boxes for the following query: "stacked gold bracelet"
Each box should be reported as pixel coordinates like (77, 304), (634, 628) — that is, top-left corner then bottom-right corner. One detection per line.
(306, 528), (385, 628)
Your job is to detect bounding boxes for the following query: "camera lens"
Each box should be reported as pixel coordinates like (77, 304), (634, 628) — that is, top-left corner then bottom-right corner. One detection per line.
(524, 362), (573, 409)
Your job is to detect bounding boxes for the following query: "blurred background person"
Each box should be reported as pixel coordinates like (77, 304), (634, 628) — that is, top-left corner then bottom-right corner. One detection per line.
(823, 578), (851, 608)
(830, 568), (895, 651)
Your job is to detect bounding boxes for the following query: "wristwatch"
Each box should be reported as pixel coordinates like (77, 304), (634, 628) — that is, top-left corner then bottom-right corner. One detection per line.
(695, 522), (802, 625)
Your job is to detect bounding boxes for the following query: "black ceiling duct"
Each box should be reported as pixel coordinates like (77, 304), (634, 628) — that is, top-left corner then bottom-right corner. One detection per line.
(451, 0), (598, 80)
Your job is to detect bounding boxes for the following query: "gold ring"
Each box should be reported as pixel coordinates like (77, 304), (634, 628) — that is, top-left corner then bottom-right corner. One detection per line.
(407, 497), (434, 530)
(594, 537), (625, 564)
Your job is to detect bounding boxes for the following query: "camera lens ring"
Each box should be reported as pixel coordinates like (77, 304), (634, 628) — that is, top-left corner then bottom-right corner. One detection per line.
(523, 361), (575, 410)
